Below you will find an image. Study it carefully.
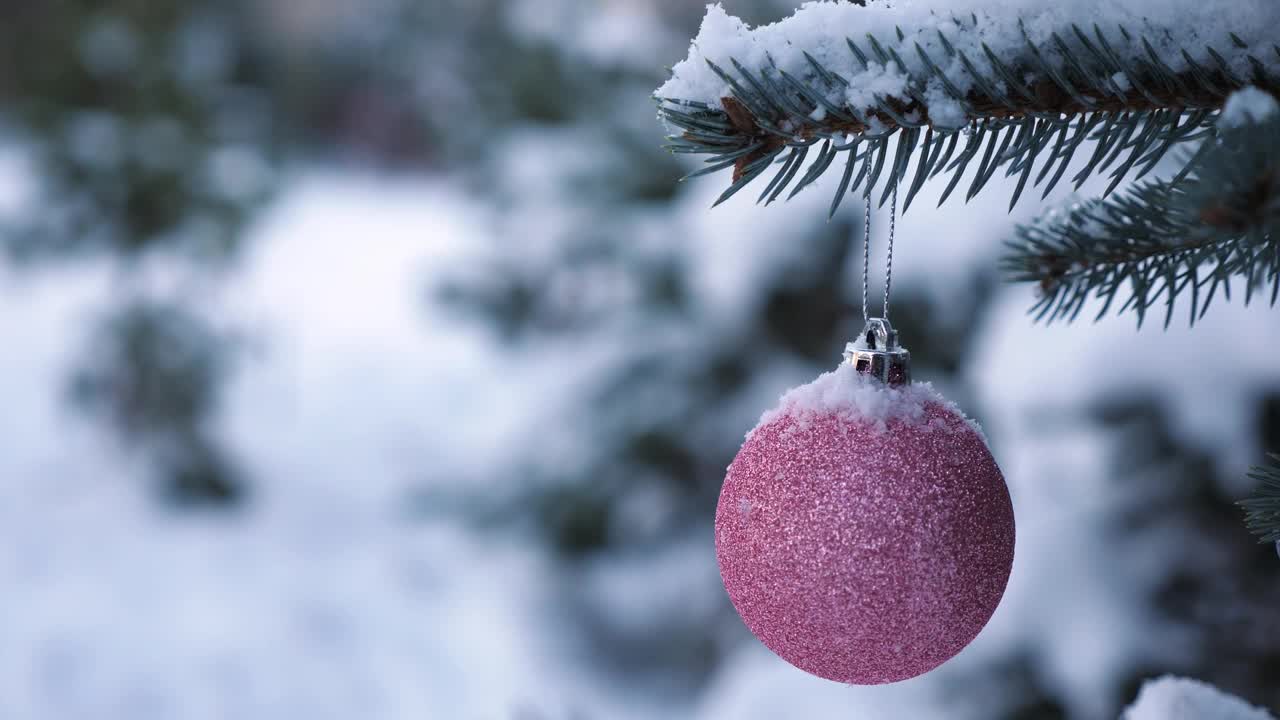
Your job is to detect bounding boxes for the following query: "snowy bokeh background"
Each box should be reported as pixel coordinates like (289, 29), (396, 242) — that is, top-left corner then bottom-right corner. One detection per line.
(0, 1), (1277, 718)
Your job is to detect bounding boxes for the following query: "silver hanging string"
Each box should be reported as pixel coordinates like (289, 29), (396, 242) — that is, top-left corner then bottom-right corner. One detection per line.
(862, 187), (872, 323)
(860, 183), (898, 322)
(884, 182), (896, 321)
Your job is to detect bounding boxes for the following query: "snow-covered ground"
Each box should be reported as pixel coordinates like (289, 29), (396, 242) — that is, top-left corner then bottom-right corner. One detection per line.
(1, 148), (1278, 719)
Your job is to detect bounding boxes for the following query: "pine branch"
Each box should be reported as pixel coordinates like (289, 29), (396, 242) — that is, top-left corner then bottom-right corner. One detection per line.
(1241, 454), (1280, 544)
(657, 14), (1279, 214)
(1001, 109), (1280, 326)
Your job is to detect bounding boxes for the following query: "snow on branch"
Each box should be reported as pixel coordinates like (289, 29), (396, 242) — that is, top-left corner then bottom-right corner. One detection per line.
(1123, 676), (1275, 720)
(655, 1), (1280, 212)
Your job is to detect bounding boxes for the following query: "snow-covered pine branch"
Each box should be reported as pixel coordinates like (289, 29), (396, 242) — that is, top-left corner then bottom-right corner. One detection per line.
(655, 1), (1280, 213)
(1002, 88), (1280, 328)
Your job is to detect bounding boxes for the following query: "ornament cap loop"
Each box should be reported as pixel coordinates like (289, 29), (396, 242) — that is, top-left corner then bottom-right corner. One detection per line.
(844, 318), (911, 386)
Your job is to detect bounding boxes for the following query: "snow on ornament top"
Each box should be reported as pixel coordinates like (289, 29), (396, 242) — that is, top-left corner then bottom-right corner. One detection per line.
(756, 361), (985, 440)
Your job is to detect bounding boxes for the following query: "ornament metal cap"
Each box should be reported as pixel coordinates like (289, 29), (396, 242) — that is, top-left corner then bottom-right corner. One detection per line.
(844, 318), (911, 386)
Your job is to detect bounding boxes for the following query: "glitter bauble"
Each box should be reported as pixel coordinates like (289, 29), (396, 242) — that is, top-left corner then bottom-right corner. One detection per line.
(716, 364), (1015, 684)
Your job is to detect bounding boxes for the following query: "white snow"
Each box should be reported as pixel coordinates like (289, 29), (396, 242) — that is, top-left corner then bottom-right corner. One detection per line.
(755, 362), (979, 437)
(1219, 86), (1279, 128)
(0, 167), (670, 720)
(658, 1), (1280, 129)
(1123, 676), (1275, 720)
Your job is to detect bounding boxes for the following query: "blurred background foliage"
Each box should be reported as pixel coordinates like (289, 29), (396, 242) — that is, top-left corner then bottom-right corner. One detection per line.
(0, 1), (1276, 718)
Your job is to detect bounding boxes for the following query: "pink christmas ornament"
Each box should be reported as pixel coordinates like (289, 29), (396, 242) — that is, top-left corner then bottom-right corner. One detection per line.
(716, 320), (1014, 684)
